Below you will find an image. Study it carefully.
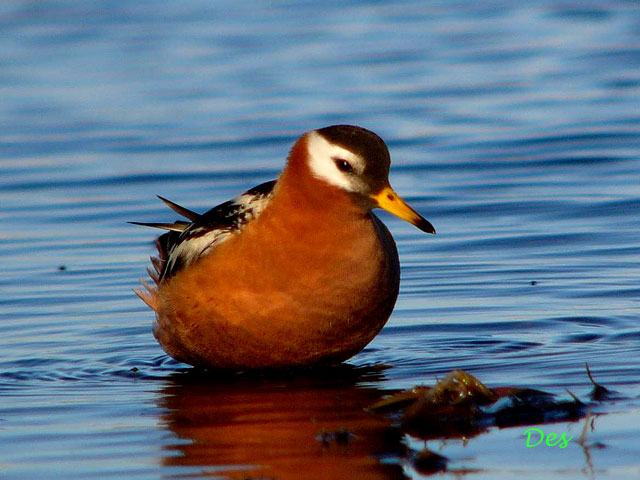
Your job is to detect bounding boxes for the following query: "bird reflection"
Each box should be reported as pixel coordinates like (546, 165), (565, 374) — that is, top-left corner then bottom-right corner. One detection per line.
(158, 365), (407, 479)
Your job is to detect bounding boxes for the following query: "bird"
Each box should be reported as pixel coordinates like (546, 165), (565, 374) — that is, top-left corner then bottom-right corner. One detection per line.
(132, 125), (435, 370)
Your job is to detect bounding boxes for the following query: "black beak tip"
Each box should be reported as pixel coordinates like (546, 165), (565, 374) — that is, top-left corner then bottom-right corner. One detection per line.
(418, 218), (436, 234)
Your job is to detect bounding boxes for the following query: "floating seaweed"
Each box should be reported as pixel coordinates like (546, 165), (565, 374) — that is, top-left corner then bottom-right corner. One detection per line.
(369, 366), (604, 442)
(411, 447), (448, 474)
(586, 362), (614, 401)
(360, 366), (613, 475)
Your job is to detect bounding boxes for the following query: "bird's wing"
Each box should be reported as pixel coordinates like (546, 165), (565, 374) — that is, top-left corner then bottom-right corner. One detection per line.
(132, 180), (276, 281)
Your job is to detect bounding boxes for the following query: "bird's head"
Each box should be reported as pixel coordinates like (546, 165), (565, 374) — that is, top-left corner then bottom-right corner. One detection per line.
(300, 124), (435, 234)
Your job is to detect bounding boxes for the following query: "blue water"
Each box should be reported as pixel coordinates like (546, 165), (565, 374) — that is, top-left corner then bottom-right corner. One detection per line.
(1, 1), (640, 478)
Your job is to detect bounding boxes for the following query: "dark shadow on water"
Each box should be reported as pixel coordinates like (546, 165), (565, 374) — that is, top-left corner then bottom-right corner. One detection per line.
(157, 364), (408, 479)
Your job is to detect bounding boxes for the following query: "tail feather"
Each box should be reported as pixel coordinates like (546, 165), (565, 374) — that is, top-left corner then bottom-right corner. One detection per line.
(155, 232), (176, 263)
(129, 221), (188, 232)
(132, 197), (201, 310)
(150, 256), (163, 275)
(134, 280), (158, 310)
(146, 267), (159, 283)
(157, 195), (201, 221)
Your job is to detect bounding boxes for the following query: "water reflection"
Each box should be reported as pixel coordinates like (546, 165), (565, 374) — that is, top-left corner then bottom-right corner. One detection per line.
(158, 365), (407, 479)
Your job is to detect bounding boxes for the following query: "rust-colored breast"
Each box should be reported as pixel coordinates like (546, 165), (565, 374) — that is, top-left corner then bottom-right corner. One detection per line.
(151, 139), (401, 369)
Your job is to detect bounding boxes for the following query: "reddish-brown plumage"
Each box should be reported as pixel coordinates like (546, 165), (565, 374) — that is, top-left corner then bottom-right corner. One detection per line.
(135, 125), (435, 370)
(149, 134), (400, 369)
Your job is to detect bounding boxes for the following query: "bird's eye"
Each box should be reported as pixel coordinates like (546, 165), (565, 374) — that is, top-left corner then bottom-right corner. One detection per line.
(333, 158), (354, 173)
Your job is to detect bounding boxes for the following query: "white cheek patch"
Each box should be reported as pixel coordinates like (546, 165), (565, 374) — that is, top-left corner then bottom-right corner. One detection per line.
(306, 131), (363, 191)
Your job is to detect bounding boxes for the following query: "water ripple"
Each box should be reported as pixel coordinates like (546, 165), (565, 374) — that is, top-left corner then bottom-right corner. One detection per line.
(1, 0), (640, 478)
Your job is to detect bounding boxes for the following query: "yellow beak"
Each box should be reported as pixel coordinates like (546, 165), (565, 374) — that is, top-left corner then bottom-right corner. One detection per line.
(371, 186), (435, 234)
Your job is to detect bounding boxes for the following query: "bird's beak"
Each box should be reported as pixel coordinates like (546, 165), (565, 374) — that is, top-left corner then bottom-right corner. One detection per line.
(371, 186), (436, 234)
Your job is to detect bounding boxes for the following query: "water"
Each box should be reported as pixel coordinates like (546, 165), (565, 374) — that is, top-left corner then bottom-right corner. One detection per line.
(1, 0), (639, 478)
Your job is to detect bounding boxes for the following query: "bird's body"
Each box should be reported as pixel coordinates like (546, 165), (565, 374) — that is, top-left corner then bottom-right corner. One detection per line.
(134, 125), (434, 370)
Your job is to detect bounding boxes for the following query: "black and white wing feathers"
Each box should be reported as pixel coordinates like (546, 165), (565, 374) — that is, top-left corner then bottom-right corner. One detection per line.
(133, 180), (276, 281)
